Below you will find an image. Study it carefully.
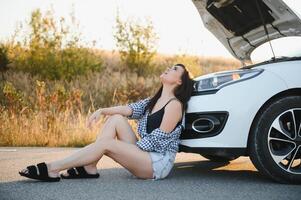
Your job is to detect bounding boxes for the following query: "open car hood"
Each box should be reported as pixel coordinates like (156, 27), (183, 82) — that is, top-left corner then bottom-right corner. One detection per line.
(192, 0), (301, 62)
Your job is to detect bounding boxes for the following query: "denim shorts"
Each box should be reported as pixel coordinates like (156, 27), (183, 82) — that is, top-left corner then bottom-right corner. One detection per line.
(148, 151), (176, 181)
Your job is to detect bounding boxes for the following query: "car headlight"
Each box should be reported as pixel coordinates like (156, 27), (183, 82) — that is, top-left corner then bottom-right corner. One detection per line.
(193, 68), (264, 93)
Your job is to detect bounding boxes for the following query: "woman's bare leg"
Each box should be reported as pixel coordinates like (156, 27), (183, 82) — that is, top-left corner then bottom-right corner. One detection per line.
(20, 114), (153, 179)
(95, 138), (154, 179)
(61, 114), (139, 175)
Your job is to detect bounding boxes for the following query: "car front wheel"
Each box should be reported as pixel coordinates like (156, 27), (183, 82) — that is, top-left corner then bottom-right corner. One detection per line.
(249, 95), (301, 184)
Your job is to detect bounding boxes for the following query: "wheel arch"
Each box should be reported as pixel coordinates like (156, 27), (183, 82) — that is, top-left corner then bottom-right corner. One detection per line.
(246, 87), (301, 156)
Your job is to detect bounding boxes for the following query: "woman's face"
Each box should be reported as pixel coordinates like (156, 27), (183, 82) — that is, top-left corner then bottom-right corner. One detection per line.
(160, 65), (184, 86)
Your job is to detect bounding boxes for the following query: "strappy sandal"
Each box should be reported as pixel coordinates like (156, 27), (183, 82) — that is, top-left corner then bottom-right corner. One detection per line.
(60, 166), (100, 179)
(19, 162), (61, 182)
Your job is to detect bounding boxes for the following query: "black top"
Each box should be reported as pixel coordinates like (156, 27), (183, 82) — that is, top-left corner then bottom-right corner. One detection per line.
(146, 97), (182, 134)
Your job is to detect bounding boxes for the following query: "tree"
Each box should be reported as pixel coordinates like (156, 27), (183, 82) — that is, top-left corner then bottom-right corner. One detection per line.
(113, 11), (158, 76)
(9, 8), (103, 81)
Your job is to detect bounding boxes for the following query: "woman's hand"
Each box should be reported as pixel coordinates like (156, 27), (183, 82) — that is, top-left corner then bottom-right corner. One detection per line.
(86, 108), (104, 130)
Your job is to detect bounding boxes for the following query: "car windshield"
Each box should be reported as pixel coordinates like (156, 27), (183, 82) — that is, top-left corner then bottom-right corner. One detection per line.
(250, 37), (301, 64)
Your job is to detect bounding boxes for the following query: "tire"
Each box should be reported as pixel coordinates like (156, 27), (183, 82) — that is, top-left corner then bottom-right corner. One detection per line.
(201, 154), (239, 162)
(249, 95), (301, 184)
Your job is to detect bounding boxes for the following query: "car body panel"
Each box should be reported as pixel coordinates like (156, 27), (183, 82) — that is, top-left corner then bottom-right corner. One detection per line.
(180, 64), (293, 148)
(261, 60), (301, 87)
(192, 0), (301, 61)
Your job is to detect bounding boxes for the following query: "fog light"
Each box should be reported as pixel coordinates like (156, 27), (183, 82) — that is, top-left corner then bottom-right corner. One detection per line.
(180, 112), (228, 139)
(192, 118), (215, 133)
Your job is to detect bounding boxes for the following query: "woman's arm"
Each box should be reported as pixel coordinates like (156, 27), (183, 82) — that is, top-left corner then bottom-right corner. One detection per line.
(99, 97), (151, 119)
(158, 100), (182, 133)
(96, 105), (132, 117)
(135, 100), (183, 153)
(86, 105), (131, 129)
(86, 97), (150, 129)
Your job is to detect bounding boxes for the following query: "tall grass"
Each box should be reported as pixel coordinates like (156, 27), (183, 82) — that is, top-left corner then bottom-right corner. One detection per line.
(0, 50), (240, 147)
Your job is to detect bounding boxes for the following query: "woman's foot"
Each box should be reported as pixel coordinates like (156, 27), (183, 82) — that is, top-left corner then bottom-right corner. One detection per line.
(19, 162), (60, 178)
(19, 162), (61, 182)
(61, 165), (98, 177)
(60, 165), (100, 179)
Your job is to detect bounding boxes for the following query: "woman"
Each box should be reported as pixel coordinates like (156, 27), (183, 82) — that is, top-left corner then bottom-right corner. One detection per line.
(19, 63), (195, 181)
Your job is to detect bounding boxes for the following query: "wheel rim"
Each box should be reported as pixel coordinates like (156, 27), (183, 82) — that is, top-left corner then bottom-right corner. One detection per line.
(268, 108), (301, 174)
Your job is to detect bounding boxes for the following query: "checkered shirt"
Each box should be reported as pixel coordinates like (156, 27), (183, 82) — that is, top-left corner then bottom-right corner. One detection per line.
(126, 97), (185, 154)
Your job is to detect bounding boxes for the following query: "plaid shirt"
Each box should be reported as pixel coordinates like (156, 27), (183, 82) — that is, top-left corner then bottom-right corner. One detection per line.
(126, 97), (185, 154)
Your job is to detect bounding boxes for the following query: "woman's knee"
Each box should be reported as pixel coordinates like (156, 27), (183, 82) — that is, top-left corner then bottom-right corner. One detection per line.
(104, 114), (125, 125)
(96, 115), (126, 140)
(101, 114), (124, 131)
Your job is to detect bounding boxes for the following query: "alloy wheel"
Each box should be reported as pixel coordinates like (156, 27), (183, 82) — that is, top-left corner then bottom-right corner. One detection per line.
(267, 108), (301, 174)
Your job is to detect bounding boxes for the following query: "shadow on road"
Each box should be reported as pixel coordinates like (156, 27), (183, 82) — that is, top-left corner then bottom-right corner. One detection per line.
(171, 160), (269, 183)
(2, 159), (299, 200)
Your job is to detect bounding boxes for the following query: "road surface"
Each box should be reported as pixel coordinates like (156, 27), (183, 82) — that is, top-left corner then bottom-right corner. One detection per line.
(0, 147), (300, 200)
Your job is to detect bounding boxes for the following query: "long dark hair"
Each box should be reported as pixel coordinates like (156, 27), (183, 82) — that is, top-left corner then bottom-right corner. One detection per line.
(145, 63), (196, 115)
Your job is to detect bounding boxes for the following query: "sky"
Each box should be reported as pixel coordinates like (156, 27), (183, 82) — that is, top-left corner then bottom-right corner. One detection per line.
(0, 0), (300, 60)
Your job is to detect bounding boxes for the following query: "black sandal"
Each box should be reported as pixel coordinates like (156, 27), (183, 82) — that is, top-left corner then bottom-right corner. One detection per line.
(60, 166), (100, 179)
(19, 162), (61, 182)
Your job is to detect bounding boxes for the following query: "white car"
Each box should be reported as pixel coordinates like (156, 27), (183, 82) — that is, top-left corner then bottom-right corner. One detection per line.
(178, 0), (301, 184)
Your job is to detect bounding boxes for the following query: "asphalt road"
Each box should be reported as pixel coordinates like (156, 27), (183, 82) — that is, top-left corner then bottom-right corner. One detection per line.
(0, 147), (300, 200)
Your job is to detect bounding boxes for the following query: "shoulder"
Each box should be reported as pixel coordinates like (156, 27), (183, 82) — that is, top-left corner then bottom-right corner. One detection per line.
(165, 98), (183, 117)
(159, 98), (183, 133)
(168, 98), (182, 109)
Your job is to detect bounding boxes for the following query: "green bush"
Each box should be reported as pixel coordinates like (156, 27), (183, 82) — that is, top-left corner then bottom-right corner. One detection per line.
(2, 81), (28, 114)
(7, 8), (103, 81)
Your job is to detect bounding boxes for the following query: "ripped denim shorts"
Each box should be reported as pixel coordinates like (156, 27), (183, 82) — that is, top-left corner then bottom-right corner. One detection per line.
(148, 151), (176, 181)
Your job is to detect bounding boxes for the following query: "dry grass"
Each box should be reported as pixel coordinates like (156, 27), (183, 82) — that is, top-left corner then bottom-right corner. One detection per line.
(0, 50), (240, 147)
(0, 109), (139, 147)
